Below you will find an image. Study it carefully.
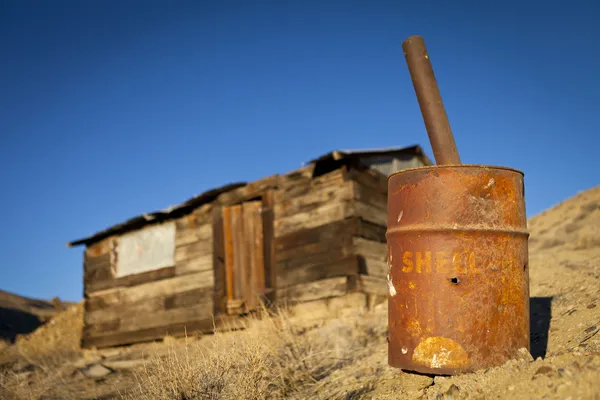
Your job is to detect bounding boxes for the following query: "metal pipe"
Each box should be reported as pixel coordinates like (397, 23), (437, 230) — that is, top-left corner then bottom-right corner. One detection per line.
(402, 35), (461, 165)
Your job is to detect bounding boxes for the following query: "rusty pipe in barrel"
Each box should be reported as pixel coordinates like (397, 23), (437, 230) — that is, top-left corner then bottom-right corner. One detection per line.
(402, 35), (461, 165)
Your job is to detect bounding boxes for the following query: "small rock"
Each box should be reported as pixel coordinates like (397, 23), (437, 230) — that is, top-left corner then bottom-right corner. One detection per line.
(446, 384), (460, 395)
(400, 371), (434, 392)
(71, 358), (91, 369)
(587, 303), (597, 309)
(102, 359), (146, 370)
(433, 376), (448, 385)
(535, 366), (554, 375)
(98, 348), (121, 359)
(584, 325), (597, 334)
(508, 385), (515, 391)
(81, 363), (113, 379)
(516, 347), (534, 362)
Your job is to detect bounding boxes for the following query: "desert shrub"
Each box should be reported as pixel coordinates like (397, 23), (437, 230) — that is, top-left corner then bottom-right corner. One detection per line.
(127, 303), (386, 400)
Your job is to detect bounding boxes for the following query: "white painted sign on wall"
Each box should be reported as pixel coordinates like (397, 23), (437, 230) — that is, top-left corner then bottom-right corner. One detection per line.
(115, 222), (176, 278)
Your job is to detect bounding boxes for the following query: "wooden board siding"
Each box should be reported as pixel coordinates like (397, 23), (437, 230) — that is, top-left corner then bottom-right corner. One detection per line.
(348, 169), (388, 297)
(82, 208), (215, 348)
(272, 170), (357, 296)
(354, 237), (388, 278)
(276, 276), (350, 304)
(216, 174), (280, 206)
(357, 275), (388, 297)
(272, 165), (390, 300)
(83, 313), (245, 349)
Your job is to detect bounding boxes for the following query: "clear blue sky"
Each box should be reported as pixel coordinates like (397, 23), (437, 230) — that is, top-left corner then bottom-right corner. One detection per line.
(1, 1), (598, 302)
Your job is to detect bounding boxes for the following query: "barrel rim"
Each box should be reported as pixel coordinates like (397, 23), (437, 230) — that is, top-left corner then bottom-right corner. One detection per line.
(388, 164), (524, 180)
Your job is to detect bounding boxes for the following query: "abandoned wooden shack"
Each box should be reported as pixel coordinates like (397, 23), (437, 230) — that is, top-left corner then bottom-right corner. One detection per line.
(67, 145), (433, 348)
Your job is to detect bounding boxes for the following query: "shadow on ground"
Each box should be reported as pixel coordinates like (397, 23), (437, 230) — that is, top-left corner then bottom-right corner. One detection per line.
(530, 296), (553, 359)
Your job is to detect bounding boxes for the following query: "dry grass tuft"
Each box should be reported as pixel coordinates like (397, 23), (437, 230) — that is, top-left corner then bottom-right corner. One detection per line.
(126, 303), (387, 400)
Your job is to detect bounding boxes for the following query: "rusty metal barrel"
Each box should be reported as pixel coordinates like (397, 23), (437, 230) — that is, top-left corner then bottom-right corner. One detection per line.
(387, 36), (530, 375)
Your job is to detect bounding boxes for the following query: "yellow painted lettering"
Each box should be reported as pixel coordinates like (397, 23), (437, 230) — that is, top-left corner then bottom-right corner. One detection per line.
(402, 251), (413, 273)
(453, 252), (467, 274)
(468, 252), (481, 274)
(416, 251), (432, 273)
(436, 251), (450, 273)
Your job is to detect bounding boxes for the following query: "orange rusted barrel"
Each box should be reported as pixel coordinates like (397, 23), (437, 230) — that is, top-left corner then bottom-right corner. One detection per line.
(386, 165), (530, 374)
(387, 36), (530, 374)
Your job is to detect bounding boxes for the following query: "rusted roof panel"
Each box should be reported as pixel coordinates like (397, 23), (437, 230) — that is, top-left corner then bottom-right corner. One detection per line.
(67, 182), (246, 247)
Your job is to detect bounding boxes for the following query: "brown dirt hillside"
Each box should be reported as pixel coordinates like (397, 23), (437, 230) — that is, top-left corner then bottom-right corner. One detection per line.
(0, 290), (75, 347)
(1, 185), (599, 400)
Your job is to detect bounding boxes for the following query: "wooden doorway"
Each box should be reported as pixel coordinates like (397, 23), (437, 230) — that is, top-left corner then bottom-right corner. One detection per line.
(221, 200), (266, 315)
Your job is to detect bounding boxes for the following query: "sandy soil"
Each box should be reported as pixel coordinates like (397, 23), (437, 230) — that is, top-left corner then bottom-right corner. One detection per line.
(1, 185), (598, 400)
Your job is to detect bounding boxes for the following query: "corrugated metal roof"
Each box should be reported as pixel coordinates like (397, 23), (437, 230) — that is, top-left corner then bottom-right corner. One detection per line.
(305, 144), (433, 166)
(66, 182), (246, 248)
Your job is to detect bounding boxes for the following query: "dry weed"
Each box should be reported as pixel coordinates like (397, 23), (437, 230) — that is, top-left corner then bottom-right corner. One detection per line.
(126, 303), (387, 400)
(15, 303), (83, 370)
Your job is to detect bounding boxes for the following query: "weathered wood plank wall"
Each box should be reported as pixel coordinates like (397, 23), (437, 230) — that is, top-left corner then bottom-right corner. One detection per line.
(349, 167), (390, 298)
(82, 204), (216, 348)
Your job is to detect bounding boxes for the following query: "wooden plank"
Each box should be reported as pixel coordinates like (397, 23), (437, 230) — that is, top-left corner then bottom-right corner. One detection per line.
(276, 276), (349, 304)
(357, 275), (387, 296)
(242, 201), (265, 311)
(277, 255), (359, 288)
(229, 205), (245, 302)
(262, 190), (276, 302)
(223, 206), (234, 302)
(84, 252), (111, 272)
(353, 201), (387, 227)
(274, 218), (359, 252)
(353, 181), (387, 212)
(85, 237), (114, 258)
(191, 203), (214, 224)
(242, 201), (257, 310)
(358, 257), (388, 278)
(164, 288), (212, 310)
(175, 254), (213, 275)
(275, 236), (353, 264)
(118, 304), (210, 332)
(274, 181), (354, 219)
(217, 175), (280, 206)
(121, 270), (213, 303)
(174, 240), (212, 263)
(252, 201), (266, 301)
(353, 238), (387, 266)
(274, 201), (354, 238)
(275, 178), (310, 202)
(356, 219), (387, 242)
(212, 206), (226, 316)
(86, 266), (178, 294)
(275, 168), (346, 202)
(84, 266), (113, 294)
(82, 314), (244, 349)
(175, 222), (212, 247)
(344, 166), (388, 194)
(85, 273), (213, 317)
(83, 319), (120, 337)
(87, 287), (213, 329)
(85, 289), (121, 313)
